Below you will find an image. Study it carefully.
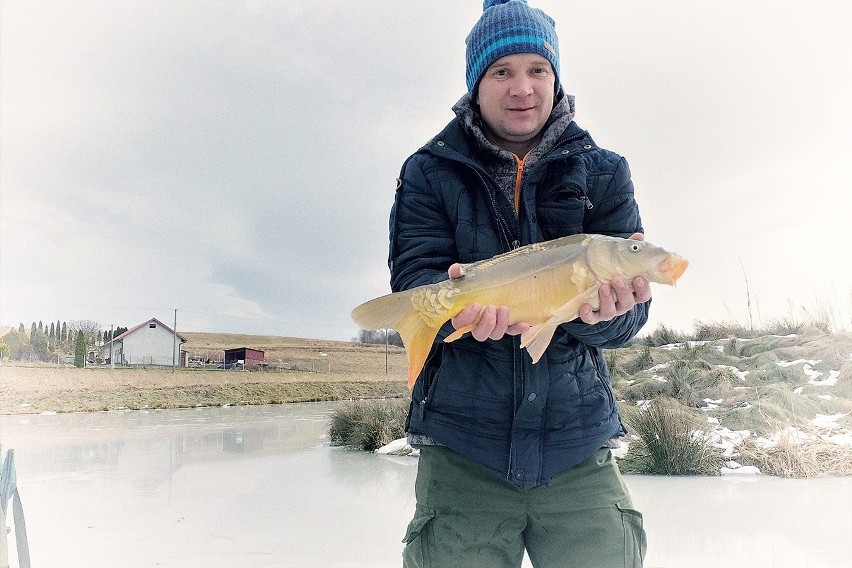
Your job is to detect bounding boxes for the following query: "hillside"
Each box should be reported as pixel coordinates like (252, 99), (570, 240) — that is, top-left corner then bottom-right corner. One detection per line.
(608, 328), (852, 476)
(180, 331), (409, 376)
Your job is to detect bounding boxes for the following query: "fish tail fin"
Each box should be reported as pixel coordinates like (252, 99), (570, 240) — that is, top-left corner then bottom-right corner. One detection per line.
(351, 291), (440, 389)
(395, 312), (441, 389)
(351, 290), (414, 332)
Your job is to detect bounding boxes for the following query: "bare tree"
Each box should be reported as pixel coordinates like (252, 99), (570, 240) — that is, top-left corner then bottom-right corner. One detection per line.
(68, 320), (102, 348)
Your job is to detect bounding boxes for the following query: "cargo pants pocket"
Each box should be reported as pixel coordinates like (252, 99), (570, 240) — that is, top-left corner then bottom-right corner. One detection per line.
(401, 505), (435, 568)
(617, 499), (647, 567)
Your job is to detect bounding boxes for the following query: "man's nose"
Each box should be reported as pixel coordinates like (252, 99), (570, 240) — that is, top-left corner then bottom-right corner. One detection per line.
(509, 75), (533, 97)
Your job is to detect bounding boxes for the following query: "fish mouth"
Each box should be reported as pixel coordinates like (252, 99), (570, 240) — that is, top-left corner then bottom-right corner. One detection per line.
(658, 254), (689, 285)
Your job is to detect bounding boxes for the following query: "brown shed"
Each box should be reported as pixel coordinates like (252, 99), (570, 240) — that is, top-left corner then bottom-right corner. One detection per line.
(224, 347), (265, 369)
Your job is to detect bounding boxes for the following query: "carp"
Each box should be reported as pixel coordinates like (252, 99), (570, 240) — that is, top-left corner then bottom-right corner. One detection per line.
(352, 234), (688, 388)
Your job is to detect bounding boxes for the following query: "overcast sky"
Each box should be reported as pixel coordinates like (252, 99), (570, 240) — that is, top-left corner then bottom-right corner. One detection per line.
(2, 1), (851, 341)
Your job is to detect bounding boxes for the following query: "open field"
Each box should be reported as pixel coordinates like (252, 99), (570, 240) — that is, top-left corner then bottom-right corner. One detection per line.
(0, 332), (409, 414)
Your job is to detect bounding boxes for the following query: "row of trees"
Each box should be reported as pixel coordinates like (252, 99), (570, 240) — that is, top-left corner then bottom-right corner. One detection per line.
(1, 320), (128, 366)
(356, 328), (404, 347)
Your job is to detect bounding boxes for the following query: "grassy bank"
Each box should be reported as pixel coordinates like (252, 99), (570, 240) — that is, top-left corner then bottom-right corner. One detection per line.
(4, 326), (851, 477)
(0, 332), (409, 414)
(330, 325), (852, 477)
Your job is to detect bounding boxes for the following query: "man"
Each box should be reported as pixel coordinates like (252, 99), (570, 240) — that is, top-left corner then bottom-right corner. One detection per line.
(391, 1), (649, 566)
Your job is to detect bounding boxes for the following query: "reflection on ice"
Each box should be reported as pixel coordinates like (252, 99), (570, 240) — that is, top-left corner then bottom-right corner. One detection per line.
(1, 403), (851, 568)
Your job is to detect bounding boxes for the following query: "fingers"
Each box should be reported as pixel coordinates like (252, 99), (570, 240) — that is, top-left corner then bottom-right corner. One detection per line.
(506, 321), (531, 336)
(451, 303), (481, 329)
(451, 304), (528, 342)
(448, 263), (464, 279)
(632, 276), (651, 303)
(579, 276), (652, 324)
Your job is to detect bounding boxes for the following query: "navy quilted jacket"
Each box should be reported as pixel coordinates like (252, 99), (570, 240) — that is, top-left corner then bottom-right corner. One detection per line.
(390, 117), (649, 487)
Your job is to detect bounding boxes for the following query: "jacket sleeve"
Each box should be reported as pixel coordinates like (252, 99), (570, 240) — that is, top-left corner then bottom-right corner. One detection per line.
(389, 154), (456, 293)
(562, 154), (649, 348)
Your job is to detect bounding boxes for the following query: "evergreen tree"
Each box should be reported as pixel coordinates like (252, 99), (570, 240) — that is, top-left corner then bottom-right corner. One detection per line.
(49, 322), (56, 342)
(61, 322), (67, 343)
(18, 323), (24, 333)
(3, 330), (23, 359)
(38, 320), (44, 333)
(30, 330), (50, 361)
(31, 322), (37, 336)
(74, 330), (87, 368)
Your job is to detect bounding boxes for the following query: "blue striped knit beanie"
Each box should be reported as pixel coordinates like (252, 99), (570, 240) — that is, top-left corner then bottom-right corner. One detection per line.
(466, 0), (562, 97)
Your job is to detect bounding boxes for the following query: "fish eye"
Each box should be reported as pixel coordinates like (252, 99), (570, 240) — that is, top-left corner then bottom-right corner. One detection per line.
(629, 243), (641, 252)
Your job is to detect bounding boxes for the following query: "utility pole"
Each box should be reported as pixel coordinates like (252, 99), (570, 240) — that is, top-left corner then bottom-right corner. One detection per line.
(110, 324), (114, 369)
(172, 309), (178, 374)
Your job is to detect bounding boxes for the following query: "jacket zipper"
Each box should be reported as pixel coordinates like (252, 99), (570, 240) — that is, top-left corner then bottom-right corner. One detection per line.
(472, 168), (517, 252)
(589, 350), (616, 407)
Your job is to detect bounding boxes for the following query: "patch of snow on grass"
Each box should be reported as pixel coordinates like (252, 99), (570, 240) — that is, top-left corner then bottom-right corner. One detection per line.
(706, 426), (751, 457)
(755, 426), (810, 449)
(376, 438), (419, 457)
(721, 461), (761, 475)
(808, 369), (840, 386)
(716, 364), (749, 381)
(648, 361), (670, 382)
(777, 358), (821, 368)
(812, 413), (848, 431)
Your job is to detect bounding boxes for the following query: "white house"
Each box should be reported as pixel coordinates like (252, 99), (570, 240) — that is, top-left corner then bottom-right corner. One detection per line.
(104, 318), (187, 367)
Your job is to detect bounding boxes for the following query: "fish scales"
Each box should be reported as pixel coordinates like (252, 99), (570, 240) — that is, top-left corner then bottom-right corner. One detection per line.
(352, 234), (688, 388)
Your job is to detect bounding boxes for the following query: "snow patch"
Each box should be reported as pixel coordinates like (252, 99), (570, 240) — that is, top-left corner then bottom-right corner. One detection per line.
(716, 364), (749, 381)
(808, 369), (840, 386)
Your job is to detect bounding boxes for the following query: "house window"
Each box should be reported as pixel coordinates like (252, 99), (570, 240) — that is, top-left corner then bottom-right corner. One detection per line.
(149, 323), (156, 328)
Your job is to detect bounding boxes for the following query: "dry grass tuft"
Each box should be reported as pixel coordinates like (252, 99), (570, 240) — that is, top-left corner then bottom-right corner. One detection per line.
(620, 398), (723, 475)
(738, 437), (852, 478)
(329, 399), (409, 451)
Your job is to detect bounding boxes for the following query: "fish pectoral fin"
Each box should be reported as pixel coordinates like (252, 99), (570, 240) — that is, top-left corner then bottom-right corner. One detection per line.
(519, 320), (558, 364)
(444, 306), (483, 343)
(520, 286), (600, 364)
(445, 324), (474, 343)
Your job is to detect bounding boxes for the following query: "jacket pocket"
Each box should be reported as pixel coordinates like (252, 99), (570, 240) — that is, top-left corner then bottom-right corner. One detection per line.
(414, 344), (444, 422)
(589, 348), (616, 407)
(536, 182), (589, 240)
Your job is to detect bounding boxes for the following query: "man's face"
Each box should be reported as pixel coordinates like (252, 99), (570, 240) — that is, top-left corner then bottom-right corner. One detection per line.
(475, 53), (556, 153)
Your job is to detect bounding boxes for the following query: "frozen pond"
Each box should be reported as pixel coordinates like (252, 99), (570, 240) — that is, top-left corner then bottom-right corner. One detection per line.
(1, 403), (850, 568)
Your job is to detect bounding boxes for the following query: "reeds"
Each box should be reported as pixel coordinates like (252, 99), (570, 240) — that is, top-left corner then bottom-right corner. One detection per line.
(737, 436), (852, 477)
(620, 398), (723, 475)
(329, 399), (409, 451)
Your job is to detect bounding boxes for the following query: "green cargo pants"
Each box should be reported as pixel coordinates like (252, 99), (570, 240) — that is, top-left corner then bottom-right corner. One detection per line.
(402, 446), (646, 568)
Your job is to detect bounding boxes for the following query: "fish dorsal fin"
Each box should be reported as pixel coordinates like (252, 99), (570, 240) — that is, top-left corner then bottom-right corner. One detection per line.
(460, 234), (592, 277)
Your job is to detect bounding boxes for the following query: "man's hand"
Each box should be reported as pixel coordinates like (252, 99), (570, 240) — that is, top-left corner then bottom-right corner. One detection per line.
(578, 233), (652, 325)
(447, 263), (530, 342)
